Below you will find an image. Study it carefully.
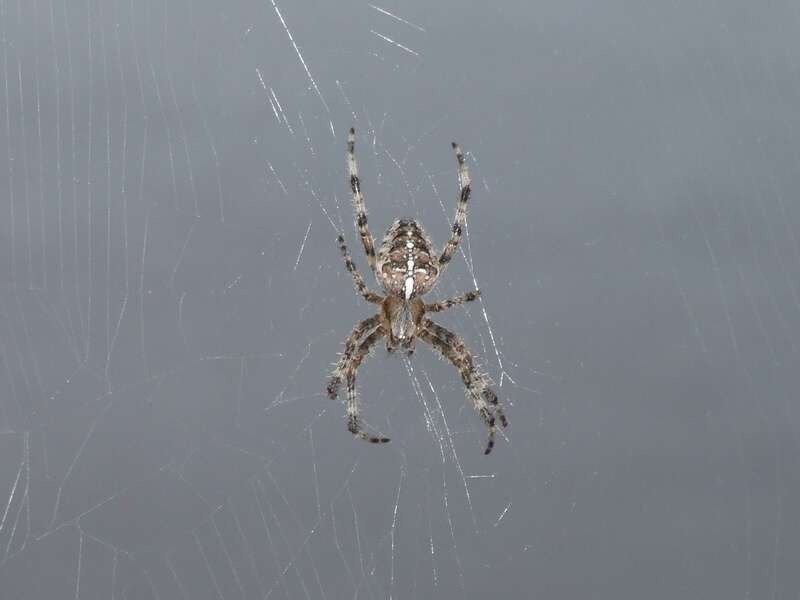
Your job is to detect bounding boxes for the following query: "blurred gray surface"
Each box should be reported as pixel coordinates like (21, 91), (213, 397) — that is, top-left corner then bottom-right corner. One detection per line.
(2, 0), (800, 598)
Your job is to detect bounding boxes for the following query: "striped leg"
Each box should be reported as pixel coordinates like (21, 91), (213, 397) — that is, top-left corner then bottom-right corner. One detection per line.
(345, 328), (390, 444)
(420, 319), (507, 454)
(327, 314), (381, 400)
(425, 289), (481, 313)
(438, 142), (471, 269)
(347, 128), (377, 274)
(337, 235), (382, 303)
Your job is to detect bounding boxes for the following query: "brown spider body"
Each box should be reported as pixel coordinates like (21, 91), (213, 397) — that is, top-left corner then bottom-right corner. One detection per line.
(327, 128), (508, 454)
(377, 219), (439, 301)
(381, 295), (425, 353)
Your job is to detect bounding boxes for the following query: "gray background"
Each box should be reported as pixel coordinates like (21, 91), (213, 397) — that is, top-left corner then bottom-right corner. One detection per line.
(1, 0), (799, 598)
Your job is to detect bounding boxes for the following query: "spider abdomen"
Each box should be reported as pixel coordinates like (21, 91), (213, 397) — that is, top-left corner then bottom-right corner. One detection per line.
(376, 219), (439, 299)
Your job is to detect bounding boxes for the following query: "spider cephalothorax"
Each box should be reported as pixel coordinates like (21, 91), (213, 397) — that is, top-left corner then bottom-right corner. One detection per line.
(327, 128), (508, 454)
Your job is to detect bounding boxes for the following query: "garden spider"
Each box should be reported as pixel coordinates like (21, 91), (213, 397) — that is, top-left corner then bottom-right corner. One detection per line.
(327, 128), (508, 454)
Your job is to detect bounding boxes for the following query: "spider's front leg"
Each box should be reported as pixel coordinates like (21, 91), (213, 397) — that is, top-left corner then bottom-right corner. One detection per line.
(419, 319), (507, 454)
(345, 327), (390, 444)
(327, 314), (381, 400)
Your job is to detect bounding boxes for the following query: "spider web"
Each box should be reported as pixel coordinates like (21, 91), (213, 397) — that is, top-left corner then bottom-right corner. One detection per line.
(2, 0), (800, 598)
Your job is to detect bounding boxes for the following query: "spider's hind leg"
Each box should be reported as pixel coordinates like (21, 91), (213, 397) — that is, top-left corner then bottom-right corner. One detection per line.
(347, 128), (378, 274)
(438, 142), (471, 270)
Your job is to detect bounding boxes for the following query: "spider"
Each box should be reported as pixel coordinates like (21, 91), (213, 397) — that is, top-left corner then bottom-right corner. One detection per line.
(327, 128), (508, 454)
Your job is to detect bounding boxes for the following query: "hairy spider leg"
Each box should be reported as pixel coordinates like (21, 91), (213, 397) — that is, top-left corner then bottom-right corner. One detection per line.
(424, 289), (481, 313)
(420, 318), (506, 454)
(438, 142), (471, 269)
(336, 234), (382, 304)
(328, 314), (381, 400)
(345, 328), (391, 444)
(347, 128), (378, 274)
